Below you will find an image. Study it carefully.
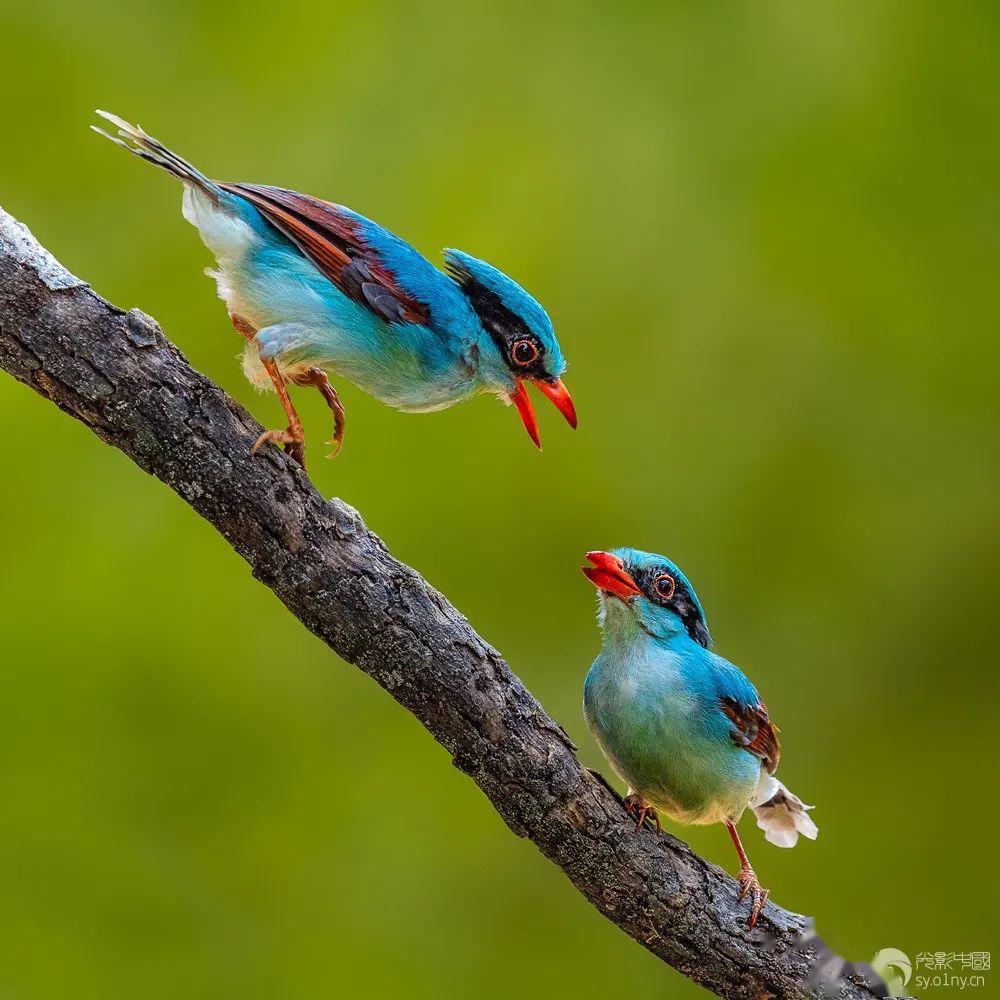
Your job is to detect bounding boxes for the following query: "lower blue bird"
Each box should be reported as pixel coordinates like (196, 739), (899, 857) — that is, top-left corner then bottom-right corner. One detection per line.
(91, 112), (576, 467)
(581, 549), (817, 929)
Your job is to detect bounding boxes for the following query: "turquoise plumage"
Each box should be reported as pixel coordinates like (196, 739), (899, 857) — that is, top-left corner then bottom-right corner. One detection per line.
(582, 549), (817, 929)
(92, 111), (576, 467)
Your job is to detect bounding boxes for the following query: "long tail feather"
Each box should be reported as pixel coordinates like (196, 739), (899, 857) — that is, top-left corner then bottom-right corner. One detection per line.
(91, 110), (221, 204)
(750, 774), (818, 848)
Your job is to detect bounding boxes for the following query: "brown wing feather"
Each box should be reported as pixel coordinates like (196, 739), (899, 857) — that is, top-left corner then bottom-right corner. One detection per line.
(219, 183), (430, 326)
(720, 697), (781, 773)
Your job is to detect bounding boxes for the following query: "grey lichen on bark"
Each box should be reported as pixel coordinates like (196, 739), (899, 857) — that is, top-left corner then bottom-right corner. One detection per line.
(0, 205), (886, 1000)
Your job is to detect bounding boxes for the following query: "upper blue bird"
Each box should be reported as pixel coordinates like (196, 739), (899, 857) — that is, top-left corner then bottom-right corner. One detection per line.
(92, 111), (575, 467)
(581, 548), (817, 930)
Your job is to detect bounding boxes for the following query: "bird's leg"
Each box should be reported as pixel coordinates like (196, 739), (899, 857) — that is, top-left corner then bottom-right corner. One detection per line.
(726, 821), (769, 930)
(251, 361), (307, 468)
(623, 793), (661, 834)
(293, 368), (346, 459)
(230, 314), (306, 468)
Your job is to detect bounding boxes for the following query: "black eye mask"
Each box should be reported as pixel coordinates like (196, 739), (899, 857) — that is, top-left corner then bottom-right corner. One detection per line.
(630, 564), (713, 649)
(454, 272), (549, 379)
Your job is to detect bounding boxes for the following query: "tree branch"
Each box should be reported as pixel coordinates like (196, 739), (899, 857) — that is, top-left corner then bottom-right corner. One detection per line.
(0, 205), (885, 1000)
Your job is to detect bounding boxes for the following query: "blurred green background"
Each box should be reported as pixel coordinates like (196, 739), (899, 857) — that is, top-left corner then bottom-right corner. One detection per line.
(1, 1), (997, 997)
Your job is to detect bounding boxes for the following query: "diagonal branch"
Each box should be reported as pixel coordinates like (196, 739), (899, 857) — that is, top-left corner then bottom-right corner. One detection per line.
(0, 206), (885, 1000)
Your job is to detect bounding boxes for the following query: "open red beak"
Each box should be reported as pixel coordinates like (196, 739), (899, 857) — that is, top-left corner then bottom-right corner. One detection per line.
(535, 377), (577, 429)
(510, 378), (577, 449)
(581, 551), (642, 600)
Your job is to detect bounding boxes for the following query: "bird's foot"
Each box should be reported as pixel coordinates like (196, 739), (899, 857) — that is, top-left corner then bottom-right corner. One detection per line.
(325, 436), (343, 460)
(735, 866), (769, 930)
(623, 794), (661, 834)
(296, 368), (345, 460)
(251, 426), (306, 468)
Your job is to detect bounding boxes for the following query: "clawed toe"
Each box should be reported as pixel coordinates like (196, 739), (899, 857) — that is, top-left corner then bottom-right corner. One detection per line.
(735, 868), (769, 929)
(623, 794), (661, 834)
(252, 427), (306, 468)
(296, 368), (345, 460)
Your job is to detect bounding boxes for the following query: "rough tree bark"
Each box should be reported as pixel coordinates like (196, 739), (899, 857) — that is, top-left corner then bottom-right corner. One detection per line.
(0, 206), (886, 1000)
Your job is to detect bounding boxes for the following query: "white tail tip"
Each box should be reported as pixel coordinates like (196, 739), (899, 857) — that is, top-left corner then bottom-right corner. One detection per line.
(751, 775), (818, 849)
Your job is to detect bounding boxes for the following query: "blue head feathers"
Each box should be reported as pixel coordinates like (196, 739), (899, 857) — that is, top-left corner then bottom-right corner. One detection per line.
(444, 249), (566, 378)
(444, 249), (575, 446)
(583, 548), (713, 648)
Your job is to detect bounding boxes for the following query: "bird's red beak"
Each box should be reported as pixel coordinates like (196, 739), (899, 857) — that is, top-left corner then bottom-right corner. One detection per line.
(511, 378), (577, 449)
(535, 378), (577, 429)
(582, 551), (642, 600)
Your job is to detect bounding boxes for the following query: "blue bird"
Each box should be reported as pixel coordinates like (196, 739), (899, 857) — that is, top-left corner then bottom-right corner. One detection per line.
(92, 112), (576, 467)
(581, 549), (817, 929)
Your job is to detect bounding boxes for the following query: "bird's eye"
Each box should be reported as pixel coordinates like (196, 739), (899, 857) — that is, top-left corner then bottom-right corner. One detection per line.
(653, 574), (675, 600)
(511, 338), (539, 366)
